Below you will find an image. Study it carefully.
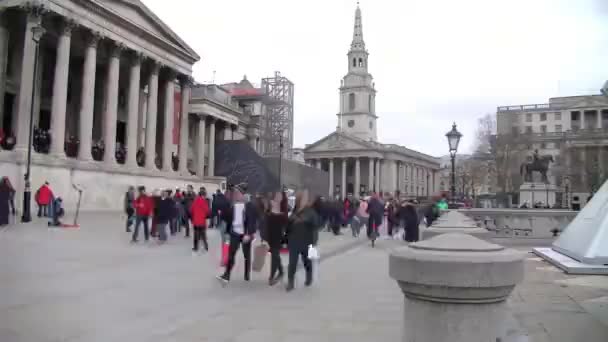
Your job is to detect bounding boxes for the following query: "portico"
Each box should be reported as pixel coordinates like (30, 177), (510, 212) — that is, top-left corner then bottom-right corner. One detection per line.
(0, 0), (223, 211)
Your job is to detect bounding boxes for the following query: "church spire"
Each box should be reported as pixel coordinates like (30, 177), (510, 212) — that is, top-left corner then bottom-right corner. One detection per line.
(351, 2), (365, 51)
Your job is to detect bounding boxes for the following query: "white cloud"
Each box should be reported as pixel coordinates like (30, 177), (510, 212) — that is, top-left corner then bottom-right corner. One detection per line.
(143, 0), (608, 156)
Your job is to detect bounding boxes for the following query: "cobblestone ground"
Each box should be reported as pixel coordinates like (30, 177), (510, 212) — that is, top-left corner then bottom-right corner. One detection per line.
(0, 214), (606, 341)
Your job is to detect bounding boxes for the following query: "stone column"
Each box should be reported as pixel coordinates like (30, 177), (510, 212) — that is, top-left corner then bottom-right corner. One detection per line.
(375, 159), (381, 193)
(0, 11), (9, 131)
(598, 111), (602, 130)
(208, 119), (216, 177)
(581, 147), (587, 191)
(49, 20), (74, 156)
(125, 53), (142, 168)
(138, 88), (147, 148)
(328, 158), (334, 197)
(389, 233), (524, 342)
(78, 32), (100, 161)
(162, 71), (175, 172)
(368, 158), (374, 192)
(144, 61), (160, 169)
(102, 42), (123, 165)
(355, 158), (361, 198)
(178, 77), (191, 174)
(316, 159), (322, 170)
(197, 116), (206, 178)
(15, 7), (44, 151)
(341, 158), (347, 199)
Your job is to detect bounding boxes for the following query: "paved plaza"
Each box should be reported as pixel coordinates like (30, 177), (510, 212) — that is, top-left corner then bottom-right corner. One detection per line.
(0, 214), (607, 341)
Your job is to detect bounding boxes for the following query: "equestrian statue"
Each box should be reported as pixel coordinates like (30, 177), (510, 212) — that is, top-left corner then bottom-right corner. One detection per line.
(520, 149), (554, 183)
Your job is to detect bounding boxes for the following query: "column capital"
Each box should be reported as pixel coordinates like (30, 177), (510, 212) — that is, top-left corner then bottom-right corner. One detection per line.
(131, 51), (145, 65)
(149, 60), (161, 74)
(21, 0), (47, 19)
(58, 18), (77, 37)
(163, 66), (177, 80)
(109, 41), (126, 58)
(179, 74), (195, 87)
(84, 31), (102, 48)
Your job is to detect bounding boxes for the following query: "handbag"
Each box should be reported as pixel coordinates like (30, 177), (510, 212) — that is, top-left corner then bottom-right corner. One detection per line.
(252, 243), (269, 272)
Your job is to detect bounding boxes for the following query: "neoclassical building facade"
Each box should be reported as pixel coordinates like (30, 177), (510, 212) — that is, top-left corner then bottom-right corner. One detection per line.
(304, 5), (440, 198)
(0, 0), (239, 210)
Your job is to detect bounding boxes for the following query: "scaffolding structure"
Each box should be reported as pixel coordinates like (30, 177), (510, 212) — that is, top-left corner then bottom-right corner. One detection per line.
(261, 71), (294, 159)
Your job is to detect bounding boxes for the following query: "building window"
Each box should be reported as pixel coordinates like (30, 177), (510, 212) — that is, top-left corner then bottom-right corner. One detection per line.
(526, 113), (532, 122)
(540, 113), (547, 121)
(358, 58), (363, 67)
(369, 121), (373, 130)
(540, 125), (547, 133)
(368, 94), (372, 113)
(348, 93), (355, 110)
(347, 120), (355, 128)
(511, 126), (519, 135)
(353, 58), (356, 67)
(555, 124), (562, 132)
(554, 112), (562, 120)
(525, 126), (533, 134)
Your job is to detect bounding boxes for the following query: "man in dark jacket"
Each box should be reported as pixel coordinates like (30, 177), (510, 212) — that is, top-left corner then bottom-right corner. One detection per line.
(217, 185), (258, 286)
(367, 192), (384, 239)
(156, 190), (175, 243)
(181, 185), (196, 237)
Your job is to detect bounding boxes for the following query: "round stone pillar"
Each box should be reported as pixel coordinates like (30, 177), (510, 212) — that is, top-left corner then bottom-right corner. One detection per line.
(423, 210), (491, 240)
(389, 233), (524, 342)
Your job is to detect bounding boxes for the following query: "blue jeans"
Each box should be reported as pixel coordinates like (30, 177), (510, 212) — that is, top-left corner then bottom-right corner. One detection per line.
(157, 222), (168, 241)
(132, 216), (149, 241)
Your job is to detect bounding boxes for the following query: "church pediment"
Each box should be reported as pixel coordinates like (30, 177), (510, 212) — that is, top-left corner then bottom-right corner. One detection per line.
(96, 0), (199, 60)
(305, 132), (374, 153)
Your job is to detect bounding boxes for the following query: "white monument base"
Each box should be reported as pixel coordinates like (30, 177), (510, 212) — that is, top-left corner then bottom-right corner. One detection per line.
(519, 182), (557, 207)
(533, 247), (608, 275)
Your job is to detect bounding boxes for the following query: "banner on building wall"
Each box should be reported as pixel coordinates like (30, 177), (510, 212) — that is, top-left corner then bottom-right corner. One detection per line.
(173, 91), (181, 145)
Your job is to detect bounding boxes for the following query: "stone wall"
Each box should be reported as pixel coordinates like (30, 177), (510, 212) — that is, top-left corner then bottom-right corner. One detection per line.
(264, 157), (329, 198)
(0, 153), (223, 213)
(459, 208), (578, 238)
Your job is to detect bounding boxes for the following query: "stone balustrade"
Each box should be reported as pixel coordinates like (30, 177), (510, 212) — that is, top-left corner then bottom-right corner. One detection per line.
(459, 208), (578, 238)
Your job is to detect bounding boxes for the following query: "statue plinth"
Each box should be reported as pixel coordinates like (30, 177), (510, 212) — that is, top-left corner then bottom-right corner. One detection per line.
(519, 182), (558, 207)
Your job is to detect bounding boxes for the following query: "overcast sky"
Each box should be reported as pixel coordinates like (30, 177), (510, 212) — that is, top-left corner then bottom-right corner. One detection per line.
(144, 0), (608, 157)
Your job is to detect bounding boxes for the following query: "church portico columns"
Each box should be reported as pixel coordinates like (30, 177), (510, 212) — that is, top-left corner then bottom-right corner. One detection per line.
(355, 157), (361, 198)
(78, 32), (101, 161)
(375, 158), (381, 193)
(102, 42), (124, 166)
(329, 159), (335, 197)
(49, 19), (74, 157)
(341, 158), (347, 199)
(162, 69), (176, 172)
(126, 52), (143, 168)
(144, 60), (160, 170)
(368, 158), (374, 193)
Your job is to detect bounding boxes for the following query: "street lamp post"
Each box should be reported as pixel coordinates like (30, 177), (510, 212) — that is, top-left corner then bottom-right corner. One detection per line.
(22, 24), (45, 223)
(445, 123), (463, 204)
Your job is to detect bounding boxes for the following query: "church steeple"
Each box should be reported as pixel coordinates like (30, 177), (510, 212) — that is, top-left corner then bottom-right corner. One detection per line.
(348, 3), (368, 74)
(339, 2), (377, 142)
(351, 4), (365, 51)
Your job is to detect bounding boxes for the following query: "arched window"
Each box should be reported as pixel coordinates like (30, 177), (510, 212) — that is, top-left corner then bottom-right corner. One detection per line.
(368, 94), (372, 112)
(353, 58), (356, 67)
(349, 93), (355, 110)
(358, 58), (363, 67)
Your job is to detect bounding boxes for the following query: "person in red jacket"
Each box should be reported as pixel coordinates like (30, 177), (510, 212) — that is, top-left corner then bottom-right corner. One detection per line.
(131, 186), (152, 243)
(36, 182), (53, 217)
(190, 188), (210, 252)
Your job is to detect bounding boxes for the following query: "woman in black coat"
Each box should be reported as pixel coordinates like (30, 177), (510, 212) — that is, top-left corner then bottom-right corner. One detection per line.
(266, 192), (288, 285)
(0, 177), (14, 226)
(401, 200), (419, 242)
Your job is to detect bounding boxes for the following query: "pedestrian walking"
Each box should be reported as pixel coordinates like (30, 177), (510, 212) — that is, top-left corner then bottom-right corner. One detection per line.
(402, 200), (419, 242)
(124, 186), (135, 232)
(155, 189), (175, 243)
(285, 190), (319, 292)
(0, 177), (14, 226)
(216, 184), (258, 286)
(266, 192), (287, 286)
(131, 186), (151, 243)
(191, 188), (210, 252)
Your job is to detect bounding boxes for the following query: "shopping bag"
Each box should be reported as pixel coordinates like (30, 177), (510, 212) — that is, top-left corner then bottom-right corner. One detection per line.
(308, 245), (320, 283)
(220, 241), (230, 267)
(307, 245), (320, 260)
(252, 243), (269, 272)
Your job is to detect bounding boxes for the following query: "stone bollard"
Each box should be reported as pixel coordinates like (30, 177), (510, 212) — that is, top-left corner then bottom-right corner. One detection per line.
(389, 233), (524, 342)
(423, 210), (492, 240)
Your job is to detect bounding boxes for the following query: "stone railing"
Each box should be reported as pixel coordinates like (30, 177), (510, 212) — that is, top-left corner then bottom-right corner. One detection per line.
(458, 208), (578, 238)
